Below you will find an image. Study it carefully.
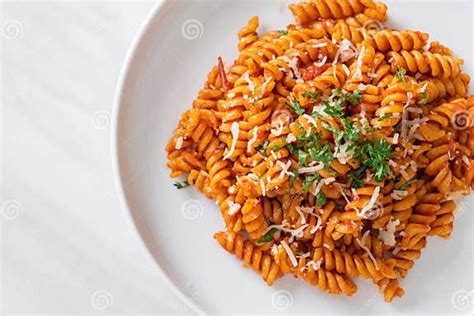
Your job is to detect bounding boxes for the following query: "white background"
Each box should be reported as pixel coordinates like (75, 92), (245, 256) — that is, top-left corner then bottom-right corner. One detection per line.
(1, 0), (190, 313)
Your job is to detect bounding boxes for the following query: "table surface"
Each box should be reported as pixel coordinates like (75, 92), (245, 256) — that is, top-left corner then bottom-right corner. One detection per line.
(1, 0), (191, 313)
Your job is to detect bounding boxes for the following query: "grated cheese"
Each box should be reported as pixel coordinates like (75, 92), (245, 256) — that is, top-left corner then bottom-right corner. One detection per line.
(310, 177), (336, 196)
(260, 179), (266, 196)
(247, 126), (258, 153)
(306, 259), (322, 271)
(175, 136), (183, 150)
(298, 162), (324, 174)
(310, 215), (322, 234)
(286, 133), (297, 143)
(223, 122), (240, 160)
(313, 42), (328, 48)
(342, 64), (350, 76)
(391, 190), (408, 200)
(357, 186), (381, 219)
(314, 56), (328, 68)
(393, 133), (399, 144)
(271, 120), (284, 136)
(226, 201), (241, 216)
(295, 207), (307, 225)
(379, 218), (400, 247)
(281, 241), (298, 267)
(277, 160), (294, 179)
(462, 155), (470, 165)
(353, 45), (366, 79)
(259, 76), (272, 98)
(357, 231), (379, 270)
(242, 72), (255, 94)
(282, 56), (302, 80)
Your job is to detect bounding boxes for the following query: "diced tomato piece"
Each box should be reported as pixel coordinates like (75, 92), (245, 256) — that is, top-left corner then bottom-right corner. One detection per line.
(303, 63), (328, 81)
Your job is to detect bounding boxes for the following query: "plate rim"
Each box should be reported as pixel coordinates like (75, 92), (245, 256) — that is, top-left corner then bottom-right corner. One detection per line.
(111, 1), (205, 314)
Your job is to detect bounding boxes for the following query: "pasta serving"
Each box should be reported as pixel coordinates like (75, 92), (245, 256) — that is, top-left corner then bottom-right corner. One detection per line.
(166, 0), (473, 302)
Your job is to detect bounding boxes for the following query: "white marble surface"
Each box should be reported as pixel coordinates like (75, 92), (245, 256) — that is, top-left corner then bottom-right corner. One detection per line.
(1, 0), (191, 313)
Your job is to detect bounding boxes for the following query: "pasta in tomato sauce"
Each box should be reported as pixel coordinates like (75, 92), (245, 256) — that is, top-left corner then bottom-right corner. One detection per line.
(166, 0), (473, 302)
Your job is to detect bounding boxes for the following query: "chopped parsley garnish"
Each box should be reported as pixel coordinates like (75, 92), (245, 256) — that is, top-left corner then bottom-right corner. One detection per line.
(271, 139), (287, 151)
(298, 149), (309, 166)
(257, 228), (277, 244)
(302, 90), (321, 101)
(399, 178), (417, 190)
(278, 29), (288, 36)
(255, 140), (269, 155)
(316, 192), (327, 206)
(303, 173), (320, 192)
(396, 68), (406, 84)
(289, 170), (299, 189)
(346, 89), (362, 105)
(354, 139), (393, 182)
(419, 90), (427, 105)
(378, 113), (394, 121)
(173, 181), (190, 189)
(285, 99), (305, 115)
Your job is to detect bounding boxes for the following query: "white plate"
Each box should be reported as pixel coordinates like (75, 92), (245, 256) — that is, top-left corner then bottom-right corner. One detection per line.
(112, 0), (474, 313)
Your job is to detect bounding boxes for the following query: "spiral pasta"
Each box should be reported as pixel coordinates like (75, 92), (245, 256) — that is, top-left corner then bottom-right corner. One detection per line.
(166, 0), (473, 303)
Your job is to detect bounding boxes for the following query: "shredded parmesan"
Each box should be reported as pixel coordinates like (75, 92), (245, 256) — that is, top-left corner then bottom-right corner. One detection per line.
(310, 177), (336, 196)
(342, 64), (350, 76)
(260, 179), (266, 196)
(313, 42), (327, 48)
(298, 163), (324, 174)
(399, 168), (409, 180)
(357, 231), (379, 270)
(379, 218), (400, 247)
(277, 160), (294, 179)
(295, 207), (307, 225)
(286, 133), (297, 143)
(306, 259), (322, 271)
(353, 45), (366, 79)
(357, 186), (381, 219)
(226, 201), (241, 216)
(391, 190), (408, 200)
(282, 56), (301, 79)
(175, 136), (183, 149)
(223, 122), (239, 160)
(393, 133), (399, 144)
(281, 241), (298, 267)
(247, 126), (258, 153)
(310, 215), (322, 234)
(242, 72), (255, 94)
(314, 56), (328, 68)
(271, 120), (284, 136)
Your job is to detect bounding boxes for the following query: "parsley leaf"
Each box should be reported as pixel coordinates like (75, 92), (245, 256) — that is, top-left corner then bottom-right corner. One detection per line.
(255, 140), (269, 155)
(289, 169), (299, 189)
(399, 178), (417, 190)
(316, 192), (327, 206)
(173, 181), (190, 189)
(419, 90), (427, 105)
(257, 228), (278, 244)
(302, 90), (321, 101)
(354, 139), (393, 182)
(298, 150), (309, 166)
(347, 89), (362, 105)
(285, 99), (305, 116)
(303, 173), (320, 192)
(278, 29), (288, 36)
(396, 68), (406, 84)
(271, 138), (287, 151)
(378, 113), (394, 121)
